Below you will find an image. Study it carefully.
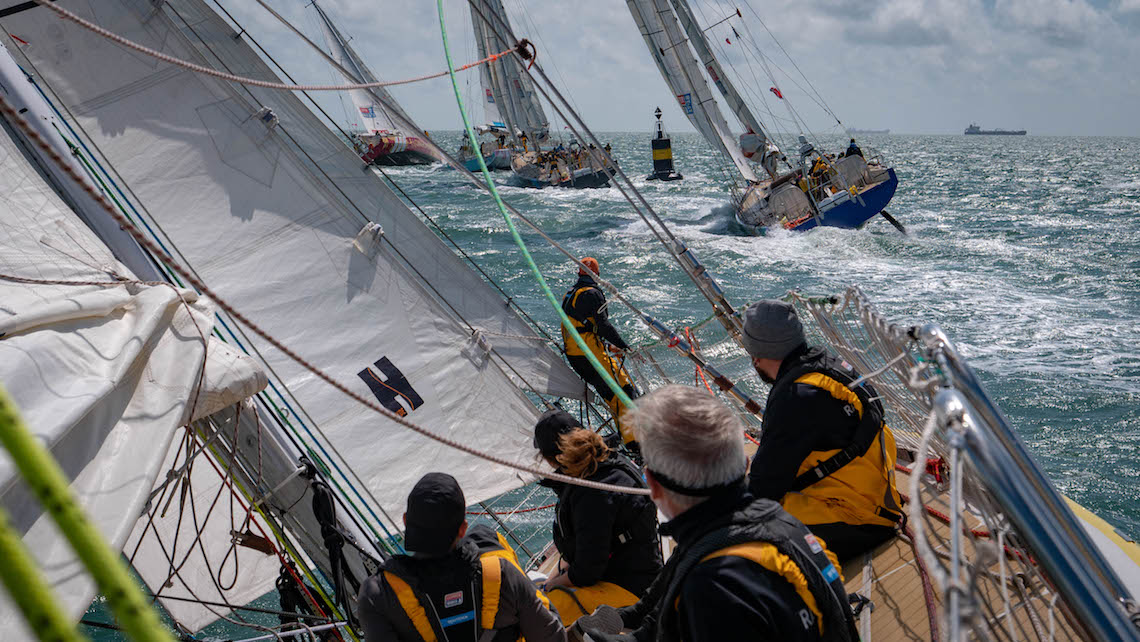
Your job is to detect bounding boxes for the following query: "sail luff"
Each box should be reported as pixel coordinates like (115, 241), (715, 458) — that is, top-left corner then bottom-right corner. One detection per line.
(469, 4), (505, 130)
(312, 1), (414, 134)
(669, 0), (766, 141)
(475, 0), (549, 142)
(626, 0), (757, 181)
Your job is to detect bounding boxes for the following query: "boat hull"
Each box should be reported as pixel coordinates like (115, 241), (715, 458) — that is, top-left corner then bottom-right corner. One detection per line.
(462, 148), (512, 172)
(510, 165), (615, 189)
(790, 168), (899, 231)
(361, 134), (441, 166)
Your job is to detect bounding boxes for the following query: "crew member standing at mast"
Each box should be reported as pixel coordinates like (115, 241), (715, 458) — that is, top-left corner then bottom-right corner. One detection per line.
(561, 257), (639, 447)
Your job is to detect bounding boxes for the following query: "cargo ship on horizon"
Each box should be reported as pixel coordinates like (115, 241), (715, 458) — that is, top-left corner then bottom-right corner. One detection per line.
(965, 123), (1027, 135)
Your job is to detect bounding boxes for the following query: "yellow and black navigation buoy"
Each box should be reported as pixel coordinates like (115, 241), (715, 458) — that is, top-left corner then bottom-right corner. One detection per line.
(647, 107), (683, 181)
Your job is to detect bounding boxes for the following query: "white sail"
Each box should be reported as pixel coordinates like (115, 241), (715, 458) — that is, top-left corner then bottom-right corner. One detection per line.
(668, 0), (765, 142)
(0, 115), (267, 638)
(626, 0), (758, 181)
(472, 0), (549, 142)
(470, 5), (506, 129)
(2, 0), (581, 537)
(312, 0), (416, 135)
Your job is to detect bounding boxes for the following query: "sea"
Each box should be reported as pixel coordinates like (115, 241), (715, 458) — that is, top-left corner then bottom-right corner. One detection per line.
(89, 131), (1140, 639)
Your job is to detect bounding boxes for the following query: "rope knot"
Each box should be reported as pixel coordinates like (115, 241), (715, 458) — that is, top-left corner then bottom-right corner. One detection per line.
(515, 39), (538, 69)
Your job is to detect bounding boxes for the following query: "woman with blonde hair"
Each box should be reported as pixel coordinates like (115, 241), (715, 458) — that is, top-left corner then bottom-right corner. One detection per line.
(532, 409), (662, 626)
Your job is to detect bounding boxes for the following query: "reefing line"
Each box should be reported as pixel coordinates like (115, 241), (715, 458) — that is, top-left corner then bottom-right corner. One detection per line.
(436, 0), (635, 412)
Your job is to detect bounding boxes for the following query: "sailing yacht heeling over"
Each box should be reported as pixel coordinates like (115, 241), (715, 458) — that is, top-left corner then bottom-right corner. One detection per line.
(312, 0), (440, 166)
(469, 0), (618, 189)
(457, 0), (515, 171)
(625, 0), (900, 232)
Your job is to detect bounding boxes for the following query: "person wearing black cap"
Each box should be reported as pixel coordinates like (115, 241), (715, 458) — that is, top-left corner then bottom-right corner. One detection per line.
(742, 299), (902, 561)
(533, 409), (662, 626)
(356, 473), (566, 641)
(560, 257), (640, 447)
(846, 138), (863, 158)
(576, 385), (856, 642)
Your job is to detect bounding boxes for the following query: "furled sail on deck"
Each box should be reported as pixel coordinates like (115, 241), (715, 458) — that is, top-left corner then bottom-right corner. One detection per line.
(0, 114), (267, 637)
(312, 0), (417, 135)
(471, 0), (549, 142)
(1, 0), (581, 529)
(625, 0), (757, 181)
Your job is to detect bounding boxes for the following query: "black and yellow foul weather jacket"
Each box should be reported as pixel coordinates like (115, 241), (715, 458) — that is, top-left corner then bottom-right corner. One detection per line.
(561, 274), (637, 441)
(584, 487), (856, 642)
(749, 345), (903, 560)
(356, 525), (565, 641)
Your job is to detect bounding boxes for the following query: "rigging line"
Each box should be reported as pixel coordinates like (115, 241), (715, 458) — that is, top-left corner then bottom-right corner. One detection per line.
(0, 92), (651, 498)
(161, 4), (416, 552)
(378, 165), (558, 344)
(250, 0), (717, 344)
(28, 0), (511, 92)
(440, 1), (635, 413)
(466, 1), (746, 334)
(738, 0), (842, 126)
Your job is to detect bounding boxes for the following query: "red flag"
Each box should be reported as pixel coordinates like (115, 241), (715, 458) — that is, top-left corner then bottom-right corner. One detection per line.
(769, 87), (783, 99)
(726, 37), (731, 44)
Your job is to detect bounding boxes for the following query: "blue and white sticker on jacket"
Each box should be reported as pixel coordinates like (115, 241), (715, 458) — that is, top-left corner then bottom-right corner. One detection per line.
(822, 564), (840, 582)
(444, 591), (464, 608)
(804, 534), (824, 554)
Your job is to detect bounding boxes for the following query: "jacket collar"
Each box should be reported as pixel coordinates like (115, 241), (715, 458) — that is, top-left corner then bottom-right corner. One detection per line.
(658, 484), (751, 546)
(775, 343), (820, 380)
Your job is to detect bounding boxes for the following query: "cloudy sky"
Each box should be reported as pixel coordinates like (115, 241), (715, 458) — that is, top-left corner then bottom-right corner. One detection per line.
(223, 0), (1140, 137)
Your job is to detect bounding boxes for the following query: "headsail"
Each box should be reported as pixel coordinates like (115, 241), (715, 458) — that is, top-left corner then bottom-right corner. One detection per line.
(1, 0), (581, 526)
(625, 0), (757, 181)
(312, 0), (416, 135)
(471, 0), (549, 143)
(469, 5), (506, 130)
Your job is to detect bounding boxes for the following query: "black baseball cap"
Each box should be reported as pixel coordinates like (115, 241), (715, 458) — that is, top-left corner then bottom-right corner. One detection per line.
(404, 473), (466, 555)
(533, 409), (582, 458)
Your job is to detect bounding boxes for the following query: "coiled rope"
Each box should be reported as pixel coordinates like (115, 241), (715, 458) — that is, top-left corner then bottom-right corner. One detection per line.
(27, 0), (514, 92)
(0, 93), (649, 497)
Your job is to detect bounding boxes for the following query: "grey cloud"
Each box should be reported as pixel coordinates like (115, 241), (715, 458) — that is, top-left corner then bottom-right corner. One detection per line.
(846, 17), (954, 46)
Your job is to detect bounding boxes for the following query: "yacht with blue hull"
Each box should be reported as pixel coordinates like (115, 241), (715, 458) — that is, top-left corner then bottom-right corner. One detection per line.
(787, 168), (899, 231)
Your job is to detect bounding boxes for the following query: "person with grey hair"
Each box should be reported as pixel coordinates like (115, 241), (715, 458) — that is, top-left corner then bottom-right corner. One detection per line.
(575, 385), (857, 642)
(742, 299), (903, 561)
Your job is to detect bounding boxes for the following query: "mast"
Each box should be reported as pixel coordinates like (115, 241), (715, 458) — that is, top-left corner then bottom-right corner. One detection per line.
(312, 0), (416, 134)
(472, 0), (549, 145)
(668, 1), (767, 144)
(625, 0), (757, 181)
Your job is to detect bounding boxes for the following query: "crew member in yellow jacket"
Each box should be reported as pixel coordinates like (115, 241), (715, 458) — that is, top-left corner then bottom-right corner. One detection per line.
(743, 299), (903, 561)
(560, 257), (639, 446)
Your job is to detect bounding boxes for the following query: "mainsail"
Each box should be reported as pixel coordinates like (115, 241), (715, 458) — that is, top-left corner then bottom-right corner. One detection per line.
(667, 0), (765, 144)
(1, 0), (581, 532)
(471, 0), (549, 142)
(469, 3), (507, 130)
(625, 0), (757, 181)
(311, 0), (417, 135)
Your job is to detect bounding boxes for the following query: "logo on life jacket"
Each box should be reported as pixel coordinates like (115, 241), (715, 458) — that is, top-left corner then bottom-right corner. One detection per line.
(444, 590), (464, 608)
(357, 357), (425, 417)
(803, 534), (824, 554)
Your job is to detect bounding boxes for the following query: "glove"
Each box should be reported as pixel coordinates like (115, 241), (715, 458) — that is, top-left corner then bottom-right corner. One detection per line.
(573, 605), (625, 641)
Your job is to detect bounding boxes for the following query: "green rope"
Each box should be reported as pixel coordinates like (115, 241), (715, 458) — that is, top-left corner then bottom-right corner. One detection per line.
(0, 385), (175, 642)
(0, 505), (85, 642)
(437, 0), (634, 410)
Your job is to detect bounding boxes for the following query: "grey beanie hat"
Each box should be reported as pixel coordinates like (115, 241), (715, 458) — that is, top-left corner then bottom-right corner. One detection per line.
(741, 299), (806, 360)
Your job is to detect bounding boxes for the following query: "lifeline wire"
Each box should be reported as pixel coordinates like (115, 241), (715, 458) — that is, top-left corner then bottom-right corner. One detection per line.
(0, 93), (648, 498)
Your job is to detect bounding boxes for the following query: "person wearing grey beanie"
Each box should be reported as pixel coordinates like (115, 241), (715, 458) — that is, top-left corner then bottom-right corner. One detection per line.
(744, 300), (903, 562)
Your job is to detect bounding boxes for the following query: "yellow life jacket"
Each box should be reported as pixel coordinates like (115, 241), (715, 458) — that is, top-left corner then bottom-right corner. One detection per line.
(769, 358), (903, 529)
(560, 285), (607, 358)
